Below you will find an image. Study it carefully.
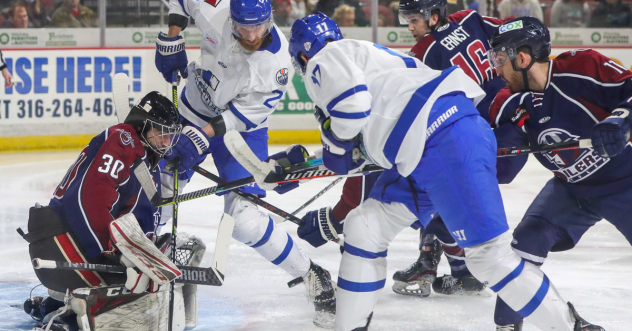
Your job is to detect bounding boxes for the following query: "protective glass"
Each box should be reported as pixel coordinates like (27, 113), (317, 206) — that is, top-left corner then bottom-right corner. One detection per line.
(142, 120), (182, 157)
(487, 44), (517, 68)
(230, 17), (274, 41)
(398, 10), (430, 25)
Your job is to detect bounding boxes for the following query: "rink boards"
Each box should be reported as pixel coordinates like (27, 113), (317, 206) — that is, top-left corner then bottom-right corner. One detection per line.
(0, 44), (631, 152)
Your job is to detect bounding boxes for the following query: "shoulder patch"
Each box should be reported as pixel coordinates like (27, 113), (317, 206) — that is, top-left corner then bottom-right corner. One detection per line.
(276, 68), (289, 85)
(116, 128), (135, 148)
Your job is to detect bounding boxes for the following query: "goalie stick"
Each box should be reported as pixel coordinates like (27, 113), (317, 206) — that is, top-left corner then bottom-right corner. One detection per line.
(31, 213), (235, 286)
(113, 73), (131, 123)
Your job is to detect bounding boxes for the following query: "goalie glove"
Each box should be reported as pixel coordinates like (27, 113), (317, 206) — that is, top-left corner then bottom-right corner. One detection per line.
(120, 255), (161, 294)
(297, 207), (343, 248)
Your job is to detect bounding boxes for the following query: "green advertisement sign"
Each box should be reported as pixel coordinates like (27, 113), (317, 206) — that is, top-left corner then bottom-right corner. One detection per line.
(275, 72), (315, 115)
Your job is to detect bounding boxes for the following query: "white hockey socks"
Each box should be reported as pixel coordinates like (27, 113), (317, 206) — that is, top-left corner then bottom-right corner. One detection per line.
(225, 193), (310, 278)
(464, 232), (574, 331)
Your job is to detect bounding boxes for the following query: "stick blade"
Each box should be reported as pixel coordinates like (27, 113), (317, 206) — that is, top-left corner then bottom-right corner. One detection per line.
(113, 73), (131, 123)
(211, 213), (235, 284)
(223, 130), (273, 183)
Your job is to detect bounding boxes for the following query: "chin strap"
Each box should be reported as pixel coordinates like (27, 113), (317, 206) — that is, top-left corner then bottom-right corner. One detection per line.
(511, 57), (537, 92)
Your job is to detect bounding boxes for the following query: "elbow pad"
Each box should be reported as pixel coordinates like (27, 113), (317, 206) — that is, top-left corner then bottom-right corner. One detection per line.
(209, 115), (227, 136)
(169, 14), (188, 30)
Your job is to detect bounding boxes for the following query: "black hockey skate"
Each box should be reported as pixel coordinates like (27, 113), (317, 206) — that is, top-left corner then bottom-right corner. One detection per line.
(495, 321), (523, 331)
(432, 275), (490, 297)
(392, 244), (442, 297)
(569, 302), (605, 331)
(303, 262), (336, 329)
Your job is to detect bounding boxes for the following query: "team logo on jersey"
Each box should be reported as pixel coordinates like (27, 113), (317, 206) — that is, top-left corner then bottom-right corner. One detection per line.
(538, 128), (609, 183)
(539, 116), (551, 123)
(116, 129), (135, 148)
(499, 20), (523, 34)
(204, 0), (221, 7)
(312, 65), (322, 87)
(276, 68), (289, 85)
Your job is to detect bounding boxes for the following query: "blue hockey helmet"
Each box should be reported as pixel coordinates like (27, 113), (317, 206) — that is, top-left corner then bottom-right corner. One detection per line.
(398, 0), (447, 25)
(288, 12), (343, 76)
(487, 17), (550, 69)
(230, 0), (273, 40)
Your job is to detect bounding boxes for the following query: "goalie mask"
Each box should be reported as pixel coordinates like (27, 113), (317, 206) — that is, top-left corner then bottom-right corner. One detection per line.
(125, 91), (182, 157)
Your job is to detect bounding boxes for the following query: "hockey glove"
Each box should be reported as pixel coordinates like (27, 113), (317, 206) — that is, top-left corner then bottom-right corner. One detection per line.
(261, 144), (310, 193)
(591, 108), (632, 158)
(121, 255), (161, 294)
(155, 33), (188, 83)
(165, 124), (210, 173)
(297, 207), (343, 248)
(320, 119), (365, 175)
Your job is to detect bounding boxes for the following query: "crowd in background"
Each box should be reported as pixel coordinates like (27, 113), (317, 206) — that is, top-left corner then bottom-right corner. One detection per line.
(0, 0), (97, 28)
(0, 0), (630, 29)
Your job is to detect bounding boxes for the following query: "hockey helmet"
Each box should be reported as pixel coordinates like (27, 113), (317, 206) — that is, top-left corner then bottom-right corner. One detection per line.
(288, 12), (343, 76)
(398, 0), (447, 25)
(125, 91), (182, 157)
(230, 0), (273, 41)
(487, 17), (551, 69)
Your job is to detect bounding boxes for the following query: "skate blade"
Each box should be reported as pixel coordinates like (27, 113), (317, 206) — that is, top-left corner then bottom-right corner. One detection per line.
(436, 288), (492, 297)
(313, 311), (335, 329)
(392, 281), (431, 297)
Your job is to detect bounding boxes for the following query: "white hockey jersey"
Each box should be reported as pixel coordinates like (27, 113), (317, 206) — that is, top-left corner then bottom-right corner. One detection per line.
(304, 40), (485, 176)
(169, 0), (290, 132)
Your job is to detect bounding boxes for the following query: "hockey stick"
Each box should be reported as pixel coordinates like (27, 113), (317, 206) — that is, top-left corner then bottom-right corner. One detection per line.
(31, 213), (235, 286)
(31, 258), (220, 286)
(192, 165), (304, 225)
(134, 156), (380, 207)
(497, 139), (593, 157)
(168, 72), (180, 331)
(291, 176), (344, 215)
(113, 73), (131, 123)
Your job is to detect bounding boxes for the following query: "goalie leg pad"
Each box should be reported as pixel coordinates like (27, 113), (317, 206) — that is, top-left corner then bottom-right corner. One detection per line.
(225, 193), (310, 278)
(71, 285), (185, 331)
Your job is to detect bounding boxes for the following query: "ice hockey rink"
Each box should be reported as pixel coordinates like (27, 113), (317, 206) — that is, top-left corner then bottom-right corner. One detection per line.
(1, 146), (631, 331)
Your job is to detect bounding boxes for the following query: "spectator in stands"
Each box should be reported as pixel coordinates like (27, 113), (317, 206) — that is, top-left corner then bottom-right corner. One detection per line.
(290, 0), (308, 22)
(498, 0), (543, 20)
(2, 4), (32, 28)
(332, 4), (356, 26)
(0, 49), (13, 88)
(590, 0), (632, 27)
(274, 0), (295, 26)
(15, 0), (51, 27)
(315, 0), (368, 26)
(51, 0), (97, 28)
(549, 0), (590, 27)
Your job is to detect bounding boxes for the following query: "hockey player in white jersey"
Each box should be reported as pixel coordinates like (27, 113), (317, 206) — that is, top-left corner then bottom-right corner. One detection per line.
(155, 0), (336, 327)
(285, 13), (596, 331)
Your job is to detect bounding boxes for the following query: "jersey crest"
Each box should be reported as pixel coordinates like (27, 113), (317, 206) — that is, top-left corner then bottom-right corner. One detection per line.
(276, 68), (289, 85)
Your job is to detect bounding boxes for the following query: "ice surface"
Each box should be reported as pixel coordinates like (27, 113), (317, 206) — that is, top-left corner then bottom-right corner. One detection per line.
(0, 146), (630, 331)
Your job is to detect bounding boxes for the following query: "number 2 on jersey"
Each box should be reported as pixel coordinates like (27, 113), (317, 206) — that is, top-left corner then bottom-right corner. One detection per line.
(450, 40), (496, 85)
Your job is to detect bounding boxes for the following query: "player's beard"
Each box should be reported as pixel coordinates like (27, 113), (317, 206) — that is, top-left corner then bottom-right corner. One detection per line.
(503, 70), (525, 93)
(238, 36), (265, 52)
